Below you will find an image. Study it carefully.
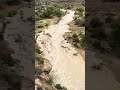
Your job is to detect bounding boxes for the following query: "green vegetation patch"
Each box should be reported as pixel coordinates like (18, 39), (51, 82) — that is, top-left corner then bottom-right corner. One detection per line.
(45, 75), (53, 85)
(40, 6), (65, 19)
(55, 84), (68, 90)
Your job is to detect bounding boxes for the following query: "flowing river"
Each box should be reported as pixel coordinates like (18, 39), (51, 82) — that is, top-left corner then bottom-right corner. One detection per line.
(37, 10), (85, 90)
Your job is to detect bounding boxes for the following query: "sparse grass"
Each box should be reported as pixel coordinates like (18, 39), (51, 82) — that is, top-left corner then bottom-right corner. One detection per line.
(36, 56), (44, 64)
(74, 17), (85, 27)
(35, 67), (43, 75)
(79, 33), (85, 49)
(35, 48), (42, 54)
(67, 33), (85, 49)
(45, 76), (53, 85)
(76, 7), (84, 13)
(55, 84), (68, 90)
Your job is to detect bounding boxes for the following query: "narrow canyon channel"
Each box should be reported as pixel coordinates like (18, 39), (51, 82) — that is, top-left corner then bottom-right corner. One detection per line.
(37, 10), (85, 90)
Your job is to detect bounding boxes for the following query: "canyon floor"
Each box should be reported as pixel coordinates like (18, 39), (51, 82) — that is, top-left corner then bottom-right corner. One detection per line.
(37, 10), (85, 90)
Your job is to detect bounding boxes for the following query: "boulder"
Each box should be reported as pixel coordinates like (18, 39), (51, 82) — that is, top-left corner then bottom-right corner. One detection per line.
(43, 59), (52, 74)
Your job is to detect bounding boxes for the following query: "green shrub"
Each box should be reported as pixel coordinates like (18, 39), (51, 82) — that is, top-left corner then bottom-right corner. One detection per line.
(36, 56), (44, 64)
(42, 6), (64, 18)
(79, 34), (85, 49)
(55, 84), (63, 89)
(75, 18), (85, 27)
(37, 24), (44, 28)
(76, 7), (84, 13)
(55, 84), (68, 90)
(46, 76), (53, 85)
(35, 48), (42, 54)
(72, 33), (78, 38)
(35, 15), (40, 21)
(35, 68), (42, 75)
(43, 6), (55, 18)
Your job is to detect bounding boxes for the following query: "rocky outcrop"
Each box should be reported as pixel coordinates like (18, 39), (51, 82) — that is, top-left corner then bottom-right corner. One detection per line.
(43, 59), (52, 74)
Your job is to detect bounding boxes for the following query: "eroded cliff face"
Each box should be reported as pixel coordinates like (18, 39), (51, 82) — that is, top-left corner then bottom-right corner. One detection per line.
(0, 1), (35, 90)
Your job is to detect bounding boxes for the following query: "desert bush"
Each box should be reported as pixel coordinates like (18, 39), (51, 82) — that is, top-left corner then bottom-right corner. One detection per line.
(72, 33), (78, 38)
(45, 76), (53, 85)
(35, 15), (40, 21)
(55, 84), (63, 89)
(35, 67), (43, 75)
(35, 48), (42, 54)
(75, 17), (85, 27)
(76, 7), (84, 13)
(75, 7), (84, 17)
(79, 34), (85, 49)
(36, 55), (44, 64)
(42, 6), (64, 18)
(42, 7), (53, 18)
(37, 24), (44, 28)
(76, 7), (84, 17)
(55, 84), (68, 90)
(73, 37), (79, 43)
(71, 33), (85, 49)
